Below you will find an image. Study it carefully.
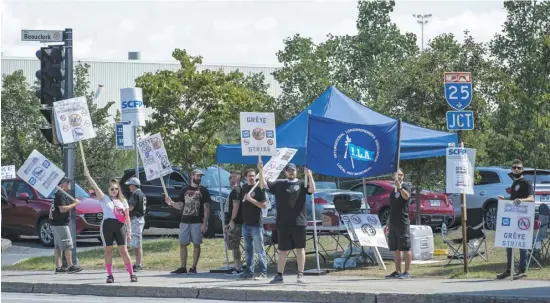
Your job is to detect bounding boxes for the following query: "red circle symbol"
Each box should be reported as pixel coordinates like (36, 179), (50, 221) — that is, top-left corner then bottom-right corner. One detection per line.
(518, 217), (530, 230)
(267, 139), (273, 145)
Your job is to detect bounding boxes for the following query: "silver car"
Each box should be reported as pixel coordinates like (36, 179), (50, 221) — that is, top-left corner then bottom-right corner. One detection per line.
(449, 167), (550, 230)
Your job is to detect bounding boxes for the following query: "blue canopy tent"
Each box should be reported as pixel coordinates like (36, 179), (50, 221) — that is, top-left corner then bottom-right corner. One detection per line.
(216, 86), (458, 164)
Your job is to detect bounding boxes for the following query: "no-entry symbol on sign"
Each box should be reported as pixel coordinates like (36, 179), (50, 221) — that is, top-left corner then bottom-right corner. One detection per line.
(518, 217), (531, 230)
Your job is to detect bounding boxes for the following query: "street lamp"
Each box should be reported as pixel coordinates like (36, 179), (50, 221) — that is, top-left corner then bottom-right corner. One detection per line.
(413, 13), (432, 51)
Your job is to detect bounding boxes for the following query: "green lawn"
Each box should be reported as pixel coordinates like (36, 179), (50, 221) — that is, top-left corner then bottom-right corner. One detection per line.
(4, 231), (550, 280)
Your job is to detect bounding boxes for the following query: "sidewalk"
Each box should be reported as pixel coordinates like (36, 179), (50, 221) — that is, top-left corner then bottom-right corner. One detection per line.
(2, 270), (549, 303)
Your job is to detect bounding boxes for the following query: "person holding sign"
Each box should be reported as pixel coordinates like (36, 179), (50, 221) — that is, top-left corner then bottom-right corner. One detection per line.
(496, 159), (534, 280)
(84, 170), (137, 283)
(165, 169), (211, 275)
(51, 177), (83, 274)
(260, 162), (315, 284)
(385, 169), (412, 279)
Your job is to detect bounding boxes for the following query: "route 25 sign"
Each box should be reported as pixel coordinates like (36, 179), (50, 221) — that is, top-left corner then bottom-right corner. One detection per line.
(444, 72), (472, 111)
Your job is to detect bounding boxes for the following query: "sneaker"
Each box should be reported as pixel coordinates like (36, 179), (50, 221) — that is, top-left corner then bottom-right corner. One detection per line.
(170, 267), (187, 274)
(225, 268), (243, 276)
(55, 267), (67, 274)
(496, 270), (511, 280)
(67, 265), (83, 274)
(514, 268), (527, 280)
(237, 273), (254, 280)
(130, 274), (138, 282)
(297, 273), (307, 283)
(187, 267), (197, 275)
(269, 274), (284, 284)
(106, 275), (114, 283)
(384, 271), (401, 279)
(133, 265), (143, 272)
(254, 273), (268, 280)
(399, 272), (411, 279)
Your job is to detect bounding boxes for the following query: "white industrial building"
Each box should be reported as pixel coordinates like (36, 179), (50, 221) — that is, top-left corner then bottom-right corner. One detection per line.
(1, 56), (282, 120)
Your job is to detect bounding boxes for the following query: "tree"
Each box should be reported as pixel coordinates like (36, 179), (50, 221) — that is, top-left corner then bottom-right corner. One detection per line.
(135, 49), (275, 172)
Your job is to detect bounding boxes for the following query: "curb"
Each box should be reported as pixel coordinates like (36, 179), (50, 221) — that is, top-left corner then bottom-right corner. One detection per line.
(2, 282), (550, 303)
(1, 238), (12, 251)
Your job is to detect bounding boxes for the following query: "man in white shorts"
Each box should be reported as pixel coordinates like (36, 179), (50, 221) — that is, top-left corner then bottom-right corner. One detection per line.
(126, 177), (147, 272)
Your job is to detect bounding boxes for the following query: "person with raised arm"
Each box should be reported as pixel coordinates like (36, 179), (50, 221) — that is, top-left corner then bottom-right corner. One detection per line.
(84, 169), (137, 283)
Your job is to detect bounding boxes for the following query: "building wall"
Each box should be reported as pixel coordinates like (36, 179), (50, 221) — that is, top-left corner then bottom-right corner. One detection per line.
(1, 57), (282, 120)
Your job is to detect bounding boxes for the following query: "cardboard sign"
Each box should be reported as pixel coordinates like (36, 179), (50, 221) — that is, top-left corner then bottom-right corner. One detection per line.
(341, 214), (388, 248)
(239, 112), (277, 156)
(53, 96), (96, 144)
(446, 147), (476, 194)
(1, 165), (16, 180)
(121, 88), (146, 127)
(261, 148), (297, 182)
(16, 150), (65, 197)
(137, 133), (172, 181)
(495, 200), (535, 249)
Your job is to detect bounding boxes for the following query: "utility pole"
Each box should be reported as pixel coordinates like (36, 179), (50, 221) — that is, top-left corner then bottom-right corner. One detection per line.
(413, 13), (432, 51)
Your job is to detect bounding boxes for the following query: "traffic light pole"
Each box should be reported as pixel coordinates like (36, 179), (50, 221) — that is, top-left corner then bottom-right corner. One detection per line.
(63, 28), (78, 266)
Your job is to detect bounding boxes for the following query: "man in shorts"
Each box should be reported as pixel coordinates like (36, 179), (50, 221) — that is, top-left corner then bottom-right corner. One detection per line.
(165, 169), (211, 274)
(385, 169), (412, 279)
(260, 162), (315, 284)
(126, 177), (147, 272)
(225, 170), (244, 276)
(51, 178), (83, 274)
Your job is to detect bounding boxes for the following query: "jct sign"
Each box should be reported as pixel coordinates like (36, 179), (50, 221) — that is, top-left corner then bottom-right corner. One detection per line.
(494, 200), (535, 249)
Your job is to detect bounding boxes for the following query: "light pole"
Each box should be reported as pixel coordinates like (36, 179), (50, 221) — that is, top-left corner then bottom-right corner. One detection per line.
(413, 13), (432, 51)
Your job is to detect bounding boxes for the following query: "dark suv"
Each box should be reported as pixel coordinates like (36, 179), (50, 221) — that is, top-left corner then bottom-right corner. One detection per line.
(119, 166), (235, 237)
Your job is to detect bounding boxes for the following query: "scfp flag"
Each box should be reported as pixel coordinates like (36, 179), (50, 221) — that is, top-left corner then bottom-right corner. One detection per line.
(306, 115), (400, 178)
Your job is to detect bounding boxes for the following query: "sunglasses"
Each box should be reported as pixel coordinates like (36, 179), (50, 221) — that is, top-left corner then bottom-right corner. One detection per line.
(512, 166), (523, 170)
(110, 187), (119, 191)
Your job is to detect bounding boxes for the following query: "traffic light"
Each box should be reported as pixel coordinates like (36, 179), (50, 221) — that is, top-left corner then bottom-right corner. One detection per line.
(36, 45), (65, 144)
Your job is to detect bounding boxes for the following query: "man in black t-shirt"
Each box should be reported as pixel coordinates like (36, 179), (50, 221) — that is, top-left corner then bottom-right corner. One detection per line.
(165, 169), (211, 275)
(224, 170), (244, 276)
(385, 169), (412, 279)
(51, 178), (82, 274)
(261, 162), (315, 284)
(238, 169), (268, 280)
(125, 177), (147, 272)
(496, 159), (535, 280)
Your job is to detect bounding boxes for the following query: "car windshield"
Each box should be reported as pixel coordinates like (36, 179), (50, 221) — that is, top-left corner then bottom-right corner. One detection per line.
(510, 171), (550, 184)
(200, 168), (231, 188)
(41, 183), (90, 199)
(316, 181), (337, 190)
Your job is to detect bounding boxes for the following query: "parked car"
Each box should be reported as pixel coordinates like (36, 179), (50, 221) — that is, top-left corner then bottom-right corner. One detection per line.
(304, 181), (367, 221)
(448, 167), (550, 230)
(1, 178), (102, 246)
(119, 166), (276, 237)
(350, 180), (455, 228)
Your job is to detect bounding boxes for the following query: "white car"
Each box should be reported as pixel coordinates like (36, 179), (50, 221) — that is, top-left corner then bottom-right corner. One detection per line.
(449, 167), (550, 230)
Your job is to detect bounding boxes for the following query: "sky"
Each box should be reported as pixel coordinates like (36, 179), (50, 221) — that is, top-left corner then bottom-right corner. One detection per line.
(1, 0), (508, 66)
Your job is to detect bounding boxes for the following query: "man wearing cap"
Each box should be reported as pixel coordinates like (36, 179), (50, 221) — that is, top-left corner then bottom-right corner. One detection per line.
(125, 177), (147, 272)
(165, 168), (211, 274)
(51, 178), (82, 274)
(259, 162), (315, 284)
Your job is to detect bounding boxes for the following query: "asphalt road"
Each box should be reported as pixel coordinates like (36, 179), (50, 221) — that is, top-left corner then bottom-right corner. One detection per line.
(1, 228), (179, 266)
(1, 293), (298, 303)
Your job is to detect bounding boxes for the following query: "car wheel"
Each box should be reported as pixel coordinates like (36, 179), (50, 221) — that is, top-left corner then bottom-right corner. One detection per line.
(38, 219), (55, 247)
(485, 203), (497, 230)
(378, 209), (390, 226)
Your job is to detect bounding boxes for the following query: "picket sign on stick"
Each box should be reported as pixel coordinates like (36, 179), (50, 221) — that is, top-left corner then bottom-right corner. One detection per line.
(78, 141), (88, 168)
(159, 177), (169, 198)
(56, 186), (75, 200)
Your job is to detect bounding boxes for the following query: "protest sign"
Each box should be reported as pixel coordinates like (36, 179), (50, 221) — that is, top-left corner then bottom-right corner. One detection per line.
(137, 133), (172, 181)
(261, 148), (297, 182)
(53, 96), (96, 144)
(121, 88), (146, 127)
(1, 165), (16, 180)
(341, 214), (388, 248)
(16, 150), (65, 197)
(446, 147), (476, 194)
(495, 200), (535, 249)
(240, 112), (277, 156)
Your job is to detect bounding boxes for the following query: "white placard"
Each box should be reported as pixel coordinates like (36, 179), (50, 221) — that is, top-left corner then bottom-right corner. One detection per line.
(261, 148), (298, 182)
(121, 88), (146, 127)
(240, 112), (277, 156)
(1, 165), (16, 180)
(446, 147), (476, 194)
(53, 96), (96, 144)
(495, 200), (535, 249)
(137, 133), (172, 181)
(115, 121), (134, 150)
(16, 150), (65, 197)
(341, 214), (388, 248)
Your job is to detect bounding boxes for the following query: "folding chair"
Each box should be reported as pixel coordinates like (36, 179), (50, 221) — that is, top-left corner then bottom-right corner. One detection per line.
(443, 208), (488, 265)
(527, 204), (549, 270)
